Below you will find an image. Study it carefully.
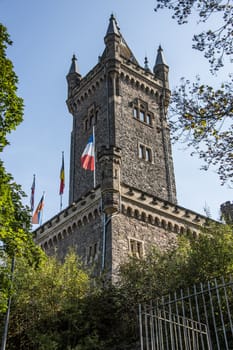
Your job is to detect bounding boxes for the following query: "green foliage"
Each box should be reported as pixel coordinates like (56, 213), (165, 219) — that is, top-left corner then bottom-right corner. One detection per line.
(169, 76), (233, 185)
(0, 161), (43, 312)
(4, 224), (233, 349)
(5, 253), (138, 350)
(182, 222), (233, 283)
(119, 223), (233, 349)
(0, 24), (23, 151)
(154, 0), (233, 72)
(0, 23), (43, 313)
(154, 1), (233, 184)
(119, 239), (188, 303)
(75, 285), (138, 350)
(6, 252), (90, 350)
(119, 222), (233, 301)
(0, 162), (40, 259)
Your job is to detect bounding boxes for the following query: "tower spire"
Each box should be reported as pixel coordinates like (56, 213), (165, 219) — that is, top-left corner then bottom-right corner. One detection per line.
(102, 14), (138, 65)
(154, 45), (167, 66)
(105, 13), (121, 37)
(153, 45), (169, 88)
(66, 54), (82, 99)
(68, 54), (79, 74)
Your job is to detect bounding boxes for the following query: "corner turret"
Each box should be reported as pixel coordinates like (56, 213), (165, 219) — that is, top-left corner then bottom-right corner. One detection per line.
(153, 45), (169, 88)
(101, 14), (138, 65)
(103, 14), (121, 61)
(66, 54), (82, 97)
(98, 146), (121, 214)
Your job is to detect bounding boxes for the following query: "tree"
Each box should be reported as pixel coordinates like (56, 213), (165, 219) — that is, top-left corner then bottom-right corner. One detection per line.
(119, 222), (233, 301)
(170, 76), (233, 185)
(0, 23), (42, 313)
(0, 24), (23, 152)
(5, 253), (138, 350)
(6, 252), (90, 350)
(154, 0), (232, 72)
(119, 223), (233, 349)
(154, 1), (233, 185)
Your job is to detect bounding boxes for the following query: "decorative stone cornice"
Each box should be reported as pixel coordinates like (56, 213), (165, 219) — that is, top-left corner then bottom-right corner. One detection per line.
(67, 55), (169, 114)
(121, 58), (164, 89)
(120, 183), (209, 231)
(34, 187), (102, 245)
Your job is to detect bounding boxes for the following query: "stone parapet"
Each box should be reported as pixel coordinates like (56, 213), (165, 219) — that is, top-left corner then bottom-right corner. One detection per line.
(120, 183), (207, 236)
(34, 187), (102, 249)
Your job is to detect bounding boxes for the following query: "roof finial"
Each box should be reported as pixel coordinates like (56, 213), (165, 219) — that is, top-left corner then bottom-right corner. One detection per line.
(144, 56), (151, 72)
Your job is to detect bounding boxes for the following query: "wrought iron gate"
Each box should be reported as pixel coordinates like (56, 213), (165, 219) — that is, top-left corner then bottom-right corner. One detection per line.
(139, 275), (233, 350)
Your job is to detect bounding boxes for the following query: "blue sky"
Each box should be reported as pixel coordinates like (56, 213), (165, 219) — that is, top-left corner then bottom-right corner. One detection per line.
(1, 0), (231, 223)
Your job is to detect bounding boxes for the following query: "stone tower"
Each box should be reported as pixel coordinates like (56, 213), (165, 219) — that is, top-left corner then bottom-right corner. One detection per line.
(67, 14), (177, 207)
(35, 16), (206, 280)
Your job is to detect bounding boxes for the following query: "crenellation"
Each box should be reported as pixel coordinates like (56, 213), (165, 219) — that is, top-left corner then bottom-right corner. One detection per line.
(121, 183), (206, 230)
(35, 187), (102, 244)
(121, 57), (163, 86)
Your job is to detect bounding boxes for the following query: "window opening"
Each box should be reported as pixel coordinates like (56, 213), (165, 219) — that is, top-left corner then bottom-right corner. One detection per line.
(88, 246), (92, 261)
(85, 119), (88, 130)
(129, 238), (143, 258)
(138, 144), (152, 162)
(146, 114), (151, 125)
(145, 148), (152, 162)
(140, 110), (145, 122)
(93, 243), (97, 258)
(139, 145), (144, 159)
(90, 115), (94, 127)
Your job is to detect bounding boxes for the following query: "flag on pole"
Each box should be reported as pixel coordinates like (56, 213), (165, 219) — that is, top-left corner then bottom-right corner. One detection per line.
(81, 134), (95, 171)
(32, 194), (45, 225)
(30, 174), (35, 212)
(59, 152), (65, 195)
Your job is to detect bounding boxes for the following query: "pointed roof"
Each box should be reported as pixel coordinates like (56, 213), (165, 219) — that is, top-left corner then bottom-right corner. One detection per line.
(106, 14), (120, 37)
(155, 45), (167, 66)
(102, 15), (139, 65)
(68, 54), (79, 74)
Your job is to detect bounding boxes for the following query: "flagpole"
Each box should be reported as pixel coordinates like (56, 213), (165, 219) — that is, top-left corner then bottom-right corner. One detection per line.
(59, 151), (65, 212)
(93, 125), (96, 188)
(60, 151), (63, 211)
(60, 193), (63, 212)
(30, 174), (36, 213)
(40, 191), (45, 226)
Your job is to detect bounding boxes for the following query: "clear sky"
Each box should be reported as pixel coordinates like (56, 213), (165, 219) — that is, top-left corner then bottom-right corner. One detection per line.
(1, 0), (231, 224)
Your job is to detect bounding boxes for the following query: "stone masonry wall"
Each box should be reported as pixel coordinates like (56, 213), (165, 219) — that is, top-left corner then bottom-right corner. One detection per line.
(114, 75), (176, 203)
(111, 213), (177, 281)
(69, 70), (110, 203)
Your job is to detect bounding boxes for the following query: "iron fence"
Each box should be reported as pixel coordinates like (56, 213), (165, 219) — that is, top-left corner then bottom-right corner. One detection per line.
(139, 275), (233, 350)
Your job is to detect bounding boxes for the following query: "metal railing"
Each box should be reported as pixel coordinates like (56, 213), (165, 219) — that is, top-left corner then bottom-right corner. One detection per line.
(139, 275), (233, 350)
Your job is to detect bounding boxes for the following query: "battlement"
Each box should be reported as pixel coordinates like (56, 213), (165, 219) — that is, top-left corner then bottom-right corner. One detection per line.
(67, 56), (166, 115)
(120, 183), (208, 236)
(34, 186), (102, 248)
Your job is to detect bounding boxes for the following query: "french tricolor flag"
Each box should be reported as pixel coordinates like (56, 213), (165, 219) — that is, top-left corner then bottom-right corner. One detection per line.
(81, 134), (95, 171)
